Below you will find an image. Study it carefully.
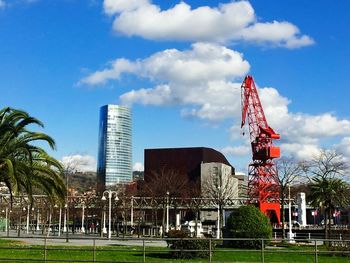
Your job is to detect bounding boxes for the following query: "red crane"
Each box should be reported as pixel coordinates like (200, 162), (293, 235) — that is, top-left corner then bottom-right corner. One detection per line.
(241, 75), (281, 223)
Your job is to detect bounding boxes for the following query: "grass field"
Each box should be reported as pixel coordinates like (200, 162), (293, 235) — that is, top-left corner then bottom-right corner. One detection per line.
(0, 239), (349, 262)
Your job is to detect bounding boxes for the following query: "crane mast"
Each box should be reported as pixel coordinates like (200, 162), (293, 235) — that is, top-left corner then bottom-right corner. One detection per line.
(241, 75), (281, 223)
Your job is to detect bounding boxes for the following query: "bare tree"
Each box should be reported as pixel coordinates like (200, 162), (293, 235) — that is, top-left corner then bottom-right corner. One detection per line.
(304, 150), (350, 240)
(305, 149), (349, 180)
(140, 168), (191, 235)
(141, 168), (191, 198)
(201, 166), (238, 237)
(275, 156), (304, 239)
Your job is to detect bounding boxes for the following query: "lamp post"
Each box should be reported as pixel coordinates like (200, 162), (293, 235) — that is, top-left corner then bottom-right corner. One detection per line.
(102, 190), (118, 239)
(102, 210), (107, 235)
(287, 185), (294, 242)
(36, 209), (40, 231)
(130, 196), (134, 227)
(217, 186), (221, 239)
(81, 202), (85, 233)
(58, 206), (62, 236)
(26, 204), (30, 234)
(3, 207), (8, 234)
(166, 191), (169, 233)
(63, 204), (67, 233)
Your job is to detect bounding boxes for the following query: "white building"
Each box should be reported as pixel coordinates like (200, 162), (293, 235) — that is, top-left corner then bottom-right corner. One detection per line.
(200, 162), (239, 199)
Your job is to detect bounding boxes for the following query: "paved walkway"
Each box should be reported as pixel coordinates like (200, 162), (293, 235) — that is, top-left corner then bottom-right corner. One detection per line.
(0, 230), (167, 247)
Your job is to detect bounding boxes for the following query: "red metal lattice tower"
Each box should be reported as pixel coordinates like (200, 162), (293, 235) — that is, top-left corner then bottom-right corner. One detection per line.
(241, 75), (281, 223)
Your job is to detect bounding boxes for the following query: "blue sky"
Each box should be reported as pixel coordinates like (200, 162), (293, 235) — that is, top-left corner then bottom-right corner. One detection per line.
(1, 0), (350, 172)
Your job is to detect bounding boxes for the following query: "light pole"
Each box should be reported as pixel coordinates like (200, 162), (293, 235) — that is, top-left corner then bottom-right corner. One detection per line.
(102, 210), (107, 235)
(130, 196), (134, 227)
(3, 207), (8, 234)
(287, 185), (294, 242)
(166, 191), (169, 233)
(81, 202), (85, 233)
(217, 186), (221, 239)
(26, 204), (30, 234)
(65, 169), (69, 243)
(58, 206), (62, 236)
(63, 204), (67, 233)
(102, 190), (118, 239)
(36, 209), (40, 231)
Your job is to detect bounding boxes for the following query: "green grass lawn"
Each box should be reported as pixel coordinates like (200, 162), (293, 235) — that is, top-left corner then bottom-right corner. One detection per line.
(0, 239), (349, 262)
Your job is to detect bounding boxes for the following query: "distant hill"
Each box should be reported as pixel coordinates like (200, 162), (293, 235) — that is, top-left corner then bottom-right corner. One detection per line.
(63, 171), (97, 193)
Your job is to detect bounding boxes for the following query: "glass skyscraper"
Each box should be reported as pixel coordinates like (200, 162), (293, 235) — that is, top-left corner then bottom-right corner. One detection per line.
(97, 105), (132, 189)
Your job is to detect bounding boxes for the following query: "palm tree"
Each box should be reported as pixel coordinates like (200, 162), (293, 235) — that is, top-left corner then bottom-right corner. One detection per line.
(0, 107), (66, 205)
(308, 177), (350, 239)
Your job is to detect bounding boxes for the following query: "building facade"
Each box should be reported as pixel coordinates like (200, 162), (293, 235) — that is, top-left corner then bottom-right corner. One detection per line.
(97, 105), (132, 189)
(200, 162), (238, 200)
(144, 147), (235, 194)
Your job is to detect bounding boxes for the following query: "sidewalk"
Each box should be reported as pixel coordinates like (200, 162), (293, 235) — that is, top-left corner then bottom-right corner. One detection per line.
(0, 230), (168, 247)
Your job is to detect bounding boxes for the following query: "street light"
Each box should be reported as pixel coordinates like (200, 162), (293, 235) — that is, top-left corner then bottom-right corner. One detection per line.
(217, 186), (221, 239)
(81, 201), (85, 233)
(287, 185), (294, 242)
(166, 191), (169, 233)
(58, 205), (62, 236)
(102, 190), (119, 239)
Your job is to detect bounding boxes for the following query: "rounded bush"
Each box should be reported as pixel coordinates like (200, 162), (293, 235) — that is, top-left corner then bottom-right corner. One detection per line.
(224, 205), (272, 249)
(166, 230), (213, 259)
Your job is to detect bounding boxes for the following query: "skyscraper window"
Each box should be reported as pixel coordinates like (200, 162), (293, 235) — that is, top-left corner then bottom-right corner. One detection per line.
(97, 105), (132, 189)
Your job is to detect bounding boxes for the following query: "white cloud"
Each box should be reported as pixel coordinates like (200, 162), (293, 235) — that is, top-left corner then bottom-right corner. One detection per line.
(238, 21), (314, 48)
(221, 145), (250, 156)
(79, 58), (136, 86)
(120, 85), (173, 106)
(280, 143), (321, 160)
(0, 0), (6, 9)
(133, 162), (144, 171)
(103, 0), (314, 48)
(81, 43), (249, 121)
(335, 137), (350, 160)
(61, 155), (97, 172)
(80, 40), (350, 160)
(104, 0), (149, 14)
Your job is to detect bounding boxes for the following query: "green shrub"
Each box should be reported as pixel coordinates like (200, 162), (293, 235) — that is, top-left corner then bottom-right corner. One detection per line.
(224, 205), (272, 249)
(166, 230), (213, 259)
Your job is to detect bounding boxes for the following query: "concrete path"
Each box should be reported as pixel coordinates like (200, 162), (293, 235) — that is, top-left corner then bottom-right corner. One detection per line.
(0, 230), (167, 247)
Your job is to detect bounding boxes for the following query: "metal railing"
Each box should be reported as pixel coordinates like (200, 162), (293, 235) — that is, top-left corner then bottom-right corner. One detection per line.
(0, 236), (349, 262)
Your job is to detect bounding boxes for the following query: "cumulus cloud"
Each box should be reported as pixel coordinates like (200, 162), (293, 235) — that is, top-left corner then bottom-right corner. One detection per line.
(81, 43), (249, 120)
(221, 145), (250, 156)
(80, 41), (350, 160)
(232, 85), (350, 160)
(133, 162), (144, 171)
(103, 0), (313, 48)
(81, 42), (350, 151)
(61, 155), (97, 172)
(79, 58), (137, 85)
(335, 137), (350, 160)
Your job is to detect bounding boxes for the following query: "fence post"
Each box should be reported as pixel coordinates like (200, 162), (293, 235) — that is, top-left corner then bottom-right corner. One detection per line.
(93, 238), (96, 263)
(261, 239), (264, 263)
(314, 240), (318, 263)
(209, 239), (212, 263)
(143, 239), (146, 263)
(44, 237), (47, 263)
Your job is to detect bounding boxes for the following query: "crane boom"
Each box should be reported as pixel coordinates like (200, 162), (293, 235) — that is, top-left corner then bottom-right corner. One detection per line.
(241, 75), (281, 223)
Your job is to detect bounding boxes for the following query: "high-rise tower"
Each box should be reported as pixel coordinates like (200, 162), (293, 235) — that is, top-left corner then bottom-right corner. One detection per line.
(97, 105), (132, 189)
